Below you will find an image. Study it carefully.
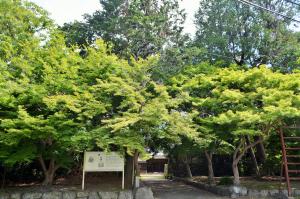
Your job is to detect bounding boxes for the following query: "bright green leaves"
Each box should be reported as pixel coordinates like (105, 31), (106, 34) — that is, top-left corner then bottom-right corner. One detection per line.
(3, 0), (300, 184)
(105, 113), (142, 133)
(171, 65), (300, 162)
(213, 110), (262, 137)
(99, 57), (196, 154)
(219, 89), (245, 104)
(44, 95), (82, 113)
(0, 12), (195, 170)
(195, 67), (300, 128)
(0, 1), (80, 168)
(0, 35), (14, 61)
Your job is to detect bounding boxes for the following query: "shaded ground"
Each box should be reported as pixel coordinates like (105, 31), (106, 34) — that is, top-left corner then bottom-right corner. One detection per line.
(145, 180), (231, 199)
(193, 176), (291, 190)
(141, 174), (280, 199)
(1, 173), (124, 193)
(141, 173), (231, 199)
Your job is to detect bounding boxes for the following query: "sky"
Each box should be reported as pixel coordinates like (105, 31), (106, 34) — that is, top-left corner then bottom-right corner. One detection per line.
(30, 0), (200, 36)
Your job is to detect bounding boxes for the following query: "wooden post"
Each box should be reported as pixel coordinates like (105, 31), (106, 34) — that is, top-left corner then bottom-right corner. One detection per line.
(82, 171), (85, 190)
(279, 127), (291, 196)
(122, 170), (125, 189)
(82, 152), (86, 190)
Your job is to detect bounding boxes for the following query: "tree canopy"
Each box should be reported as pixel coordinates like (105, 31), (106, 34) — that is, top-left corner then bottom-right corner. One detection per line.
(2, 0), (300, 188)
(170, 65), (300, 184)
(194, 0), (300, 71)
(61, 0), (186, 60)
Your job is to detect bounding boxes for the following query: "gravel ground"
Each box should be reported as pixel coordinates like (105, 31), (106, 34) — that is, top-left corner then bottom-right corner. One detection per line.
(141, 174), (274, 199)
(146, 180), (232, 199)
(141, 173), (231, 199)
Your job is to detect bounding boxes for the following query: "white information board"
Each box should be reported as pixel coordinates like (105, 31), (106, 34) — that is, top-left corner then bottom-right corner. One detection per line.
(82, 152), (125, 190)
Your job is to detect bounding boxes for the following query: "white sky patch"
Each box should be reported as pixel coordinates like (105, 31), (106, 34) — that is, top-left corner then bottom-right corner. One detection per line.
(30, 0), (200, 36)
(30, 0), (100, 25)
(179, 0), (200, 36)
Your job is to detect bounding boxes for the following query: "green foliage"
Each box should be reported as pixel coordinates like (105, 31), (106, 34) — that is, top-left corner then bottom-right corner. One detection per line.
(151, 44), (206, 81)
(0, 29), (83, 168)
(194, 0), (300, 71)
(171, 64), (300, 183)
(3, 0), (300, 186)
(0, 0), (53, 38)
(0, 1), (194, 185)
(61, 0), (186, 59)
(60, 21), (93, 48)
(218, 176), (234, 186)
(178, 66), (300, 134)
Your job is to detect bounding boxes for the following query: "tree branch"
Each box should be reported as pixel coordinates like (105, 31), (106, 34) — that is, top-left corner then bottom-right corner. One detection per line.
(38, 156), (47, 173)
(205, 150), (212, 160)
(233, 139), (244, 161)
(54, 164), (60, 172)
(235, 136), (263, 164)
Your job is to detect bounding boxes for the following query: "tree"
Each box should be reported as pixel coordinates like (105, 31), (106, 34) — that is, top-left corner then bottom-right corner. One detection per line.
(167, 137), (199, 179)
(97, 53), (198, 167)
(151, 43), (205, 81)
(0, 0), (52, 39)
(0, 0), (194, 184)
(194, 0), (300, 71)
(60, 21), (93, 49)
(167, 63), (221, 183)
(0, 28), (86, 184)
(61, 0), (186, 60)
(174, 65), (300, 185)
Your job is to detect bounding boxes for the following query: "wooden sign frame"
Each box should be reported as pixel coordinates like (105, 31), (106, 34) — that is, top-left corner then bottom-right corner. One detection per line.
(82, 151), (125, 190)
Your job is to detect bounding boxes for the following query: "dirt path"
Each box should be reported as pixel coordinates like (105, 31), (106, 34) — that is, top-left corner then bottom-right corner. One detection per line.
(148, 180), (230, 199)
(142, 178), (231, 199)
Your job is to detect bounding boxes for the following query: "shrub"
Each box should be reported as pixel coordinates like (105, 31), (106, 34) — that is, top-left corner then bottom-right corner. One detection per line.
(218, 176), (234, 186)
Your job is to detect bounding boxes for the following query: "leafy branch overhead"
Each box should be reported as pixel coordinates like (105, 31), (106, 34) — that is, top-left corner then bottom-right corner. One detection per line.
(2, 0), (300, 187)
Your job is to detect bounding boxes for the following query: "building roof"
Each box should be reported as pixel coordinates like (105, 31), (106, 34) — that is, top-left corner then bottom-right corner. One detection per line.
(138, 152), (168, 163)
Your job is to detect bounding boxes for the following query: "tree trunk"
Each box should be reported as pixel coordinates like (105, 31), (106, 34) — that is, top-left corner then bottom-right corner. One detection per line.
(183, 155), (192, 179)
(255, 136), (266, 164)
(246, 136), (260, 177)
(232, 141), (243, 186)
(232, 161), (240, 185)
(124, 153), (134, 189)
(1, 167), (6, 189)
(43, 169), (55, 185)
(38, 156), (59, 186)
(232, 137), (263, 186)
(167, 155), (175, 177)
(185, 162), (192, 179)
(134, 150), (140, 177)
(205, 150), (215, 185)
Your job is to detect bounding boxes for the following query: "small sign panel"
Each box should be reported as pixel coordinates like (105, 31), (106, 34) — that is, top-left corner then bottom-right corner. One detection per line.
(84, 152), (124, 172)
(82, 152), (125, 190)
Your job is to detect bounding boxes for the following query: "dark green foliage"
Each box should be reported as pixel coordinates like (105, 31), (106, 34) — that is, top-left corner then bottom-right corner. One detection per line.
(218, 176), (234, 186)
(194, 0), (300, 71)
(60, 21), (93, 48)
(61, 0), (186, 60)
